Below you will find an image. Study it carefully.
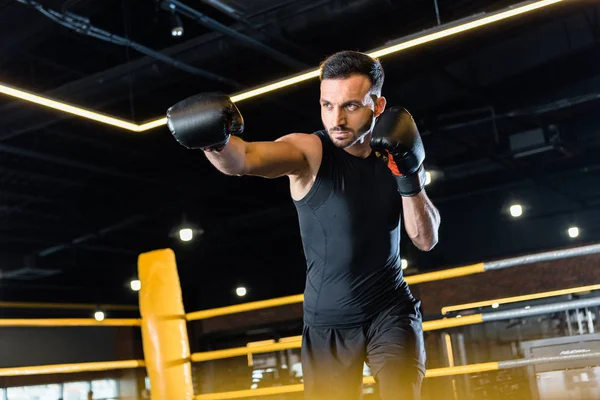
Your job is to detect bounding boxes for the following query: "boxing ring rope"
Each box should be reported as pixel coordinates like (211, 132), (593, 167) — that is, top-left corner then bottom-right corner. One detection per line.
(0, 301), (138, 311)
(1, 243), (595, 397)
(0, 321), (145, 392)
(186, 243), (600, 322)
(0, 318), (141, 327)
(193, 352), (600, 400)
(186, 294), (304, 321)
(442, 283), (600, 315)
(135, 243), (600, 399)
(0, 251), (177, 396)
(0, 308), (142, 380)
(189, 296), (600, 363)
(0, 360), (146, 377)
(0, 318), (144, 378)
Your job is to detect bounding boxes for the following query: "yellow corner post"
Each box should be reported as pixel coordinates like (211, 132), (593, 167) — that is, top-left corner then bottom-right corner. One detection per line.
(138, 249), (194, 400)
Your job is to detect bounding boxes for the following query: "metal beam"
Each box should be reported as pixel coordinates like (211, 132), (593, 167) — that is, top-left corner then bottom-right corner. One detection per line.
(36, 214), (146, 257)
(0, 143), (168, 185)
(16, 49), (87, 79)
(0, 0), (378, 141)
(433, 0), (441, 25)
(17, 0), (241, 88)
(198, 0), (320, 61)
(0, 0), (80, 55)
(0, 189), (60, 205)
(162, 0), (307, 70)
(0, 205), (60, 220)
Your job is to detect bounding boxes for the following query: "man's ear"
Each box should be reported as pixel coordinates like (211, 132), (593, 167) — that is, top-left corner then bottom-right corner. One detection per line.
(374, 96), (387, 117)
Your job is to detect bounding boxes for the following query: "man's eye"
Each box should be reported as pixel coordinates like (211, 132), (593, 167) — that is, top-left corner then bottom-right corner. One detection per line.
(347, 104), (359, 111)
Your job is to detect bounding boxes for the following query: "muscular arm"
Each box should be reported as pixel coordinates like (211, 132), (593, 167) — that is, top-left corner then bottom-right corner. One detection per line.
(402, 191), (440, 251)
(204, 134), (313, 178)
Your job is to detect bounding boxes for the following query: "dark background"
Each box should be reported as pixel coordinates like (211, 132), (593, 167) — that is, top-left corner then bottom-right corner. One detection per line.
(1, 0), (599, 316)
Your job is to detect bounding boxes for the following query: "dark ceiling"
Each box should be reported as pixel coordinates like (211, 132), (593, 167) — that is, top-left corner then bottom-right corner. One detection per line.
(1, 0), (599, 316)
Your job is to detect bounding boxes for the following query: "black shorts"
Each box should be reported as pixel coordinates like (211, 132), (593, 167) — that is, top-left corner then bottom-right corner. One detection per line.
(301, 300), (426, 400)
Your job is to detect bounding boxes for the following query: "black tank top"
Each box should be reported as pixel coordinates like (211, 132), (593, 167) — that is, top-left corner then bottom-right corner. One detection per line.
(293, 130), (414, 328)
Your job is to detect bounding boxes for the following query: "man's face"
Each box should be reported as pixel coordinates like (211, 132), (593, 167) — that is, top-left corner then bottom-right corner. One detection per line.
(320, 74), (385, 149)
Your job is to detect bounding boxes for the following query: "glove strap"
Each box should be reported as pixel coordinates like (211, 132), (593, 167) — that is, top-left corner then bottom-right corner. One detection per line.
(395, 164), (426, 197)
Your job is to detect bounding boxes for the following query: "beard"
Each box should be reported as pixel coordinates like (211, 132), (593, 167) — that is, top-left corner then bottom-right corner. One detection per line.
(327, 112), (375, 149)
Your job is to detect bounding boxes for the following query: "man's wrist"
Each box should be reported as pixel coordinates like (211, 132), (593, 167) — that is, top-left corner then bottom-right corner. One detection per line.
(395, 164), (426, 197)
(202, 136), (230, 153)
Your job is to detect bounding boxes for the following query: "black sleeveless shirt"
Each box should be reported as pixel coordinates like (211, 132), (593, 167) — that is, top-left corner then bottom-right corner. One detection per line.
(293, 130), (414, 328)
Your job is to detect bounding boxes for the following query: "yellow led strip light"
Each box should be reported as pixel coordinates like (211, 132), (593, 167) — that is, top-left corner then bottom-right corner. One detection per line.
(0, 0), (564, 133)
(0, 82), (141, 131)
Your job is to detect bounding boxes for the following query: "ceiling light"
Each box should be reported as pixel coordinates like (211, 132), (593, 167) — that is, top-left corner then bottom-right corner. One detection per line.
(401, 259), (408, 270)
(130, 279), (141, 291)
(491, 303), (499, 309)
(236, 287), (247, 297)
(94, 311), (105, 321)
(369, 0), (564, 60)
(0, 0), (564, 131)
(171, 218), (204, 242)
(179, 228), (193, 242)
(509, 204), (523, 217)
(425, 171), (432, 185)
(568, 226), (579, 238)
(170, 13), (184, 37)
(231, 0), (564, 104)
(0, 83), (140, 131)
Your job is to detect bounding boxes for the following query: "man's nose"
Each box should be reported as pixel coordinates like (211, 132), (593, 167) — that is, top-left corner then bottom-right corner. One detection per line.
(332, 107), (346, 127)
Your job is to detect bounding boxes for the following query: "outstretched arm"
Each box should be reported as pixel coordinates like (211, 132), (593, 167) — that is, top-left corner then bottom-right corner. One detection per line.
(167, 92), (312, 179)
(402, 191), (440, 251)
(205, 134), (311, 178)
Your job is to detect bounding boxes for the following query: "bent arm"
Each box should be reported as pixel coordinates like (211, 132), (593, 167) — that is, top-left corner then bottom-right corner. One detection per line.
(204, 134), (310, 178)
(402, 191), (440, 251)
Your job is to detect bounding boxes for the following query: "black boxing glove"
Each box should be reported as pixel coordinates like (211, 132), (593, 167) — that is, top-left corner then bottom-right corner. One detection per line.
(371, 107), (427, 196)
(166, 92), (244, 152)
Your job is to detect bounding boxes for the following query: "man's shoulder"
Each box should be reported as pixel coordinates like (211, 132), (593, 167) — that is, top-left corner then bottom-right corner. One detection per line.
(276, 132), (324, 155)
(276, 131), (325, 143)
(277, 132), (324, 182)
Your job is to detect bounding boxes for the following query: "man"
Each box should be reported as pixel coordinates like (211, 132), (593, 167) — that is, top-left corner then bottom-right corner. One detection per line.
(167, 50), (440, 400)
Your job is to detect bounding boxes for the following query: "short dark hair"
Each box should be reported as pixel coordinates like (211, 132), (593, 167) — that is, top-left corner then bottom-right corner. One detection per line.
(319, 50), (385, 95)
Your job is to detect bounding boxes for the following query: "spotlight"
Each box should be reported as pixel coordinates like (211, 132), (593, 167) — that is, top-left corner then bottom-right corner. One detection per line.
(94, 311), (105, 321)
(509, 204), (523, 218)
(170, 13), (184, 37)
(236, 287), (247, 297)
(179, 228), (193, 242)
(401, 259), (408, 270)
(172, 215), (204, 243)
(130, 279), (141, 291)
(425, 171), (432, 185)
(568, 226), (579, 238)
(491, 303), (499, 309)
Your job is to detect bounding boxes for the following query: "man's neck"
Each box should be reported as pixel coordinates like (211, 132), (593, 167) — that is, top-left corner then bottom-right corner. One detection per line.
(344, 134), (373, 159)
